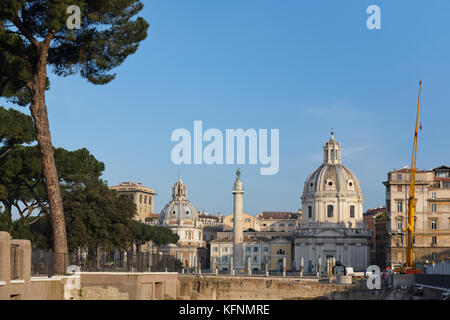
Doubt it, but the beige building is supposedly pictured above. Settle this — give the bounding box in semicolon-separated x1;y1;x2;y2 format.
269;237;293;271
198;212;224;243
257;211;301;232
384;166;450;267
109;181;156;222
144;213;160;226
223;212;260;232
210;235;293;272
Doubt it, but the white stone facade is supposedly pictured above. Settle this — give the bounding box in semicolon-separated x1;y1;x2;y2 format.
294;134;371;272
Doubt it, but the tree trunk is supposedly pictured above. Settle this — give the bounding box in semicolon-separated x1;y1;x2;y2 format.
29;44;68;274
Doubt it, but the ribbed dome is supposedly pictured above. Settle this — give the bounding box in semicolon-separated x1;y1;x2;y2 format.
158;176;199;225
300;133;364;225
302;163;362;197
159;200;198;223
302;132;363;200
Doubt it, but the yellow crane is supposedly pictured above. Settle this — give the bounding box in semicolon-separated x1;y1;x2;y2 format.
406;80;422;269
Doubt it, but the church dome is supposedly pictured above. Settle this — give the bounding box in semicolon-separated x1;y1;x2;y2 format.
158;175;199;225
303;133;362;197
301;133;364;225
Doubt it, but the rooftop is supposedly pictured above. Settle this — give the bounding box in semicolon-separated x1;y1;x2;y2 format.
258;212;299;220
211;235;271;243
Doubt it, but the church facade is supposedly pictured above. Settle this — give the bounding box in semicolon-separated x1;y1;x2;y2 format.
158;175;206;269
294;133;371;273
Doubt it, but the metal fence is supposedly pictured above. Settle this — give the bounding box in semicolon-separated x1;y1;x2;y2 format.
31;248;182;276
426;260;450;275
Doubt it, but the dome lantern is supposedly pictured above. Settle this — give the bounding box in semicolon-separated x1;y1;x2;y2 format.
323;132;341;165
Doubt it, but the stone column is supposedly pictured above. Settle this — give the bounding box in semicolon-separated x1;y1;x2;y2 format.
265;257;269;277
247;256;252;275
317;256;322;278
300;257;304;277
232;170;244;271
326;258;330;276
215;258;219;275
331;258;336;274
229;256;235;275
282;257;286;277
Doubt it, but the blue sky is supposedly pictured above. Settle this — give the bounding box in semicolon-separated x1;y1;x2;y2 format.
3;0;450;217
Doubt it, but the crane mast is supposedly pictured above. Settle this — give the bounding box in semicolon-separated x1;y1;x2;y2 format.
406;80;422;268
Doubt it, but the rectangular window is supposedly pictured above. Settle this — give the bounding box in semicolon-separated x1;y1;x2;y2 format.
432;252;437;260
308;206;312;218
431;192;436;199
397;236;403;246
214;247;218;252
397;220;402;232
432;236;437;245
397;201;403;212
397;174;402;181
223;247;228;252
263;247;269;252
350;205;355;218
279;223;285;227
327;205;334;218
245;247;251;253
253;256;258;262
432;204;437;212
436;171;450;178
254;247;258;252
245;218;251;223
431;220;437;230
397;185;402;192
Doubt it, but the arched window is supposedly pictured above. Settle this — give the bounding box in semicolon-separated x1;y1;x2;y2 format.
350;205;355;218
277;249;285;255
139;194;142;203
144;195;147;204
327;205;334;218
308;205;312;218
331;150;334;161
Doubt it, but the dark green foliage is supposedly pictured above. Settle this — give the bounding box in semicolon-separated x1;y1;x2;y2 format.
0;106;35;156
0;208;32;240
0;0;149;97
29;214;52;248
1;2;148;271
131;220;179;247
0;143;105;224
62;178;136;252
0;207;12;232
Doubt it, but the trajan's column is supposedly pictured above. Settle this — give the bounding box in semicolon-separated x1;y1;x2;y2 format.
232;168;244;270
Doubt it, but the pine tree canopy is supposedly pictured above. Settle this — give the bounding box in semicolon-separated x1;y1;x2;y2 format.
0;0;149;102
